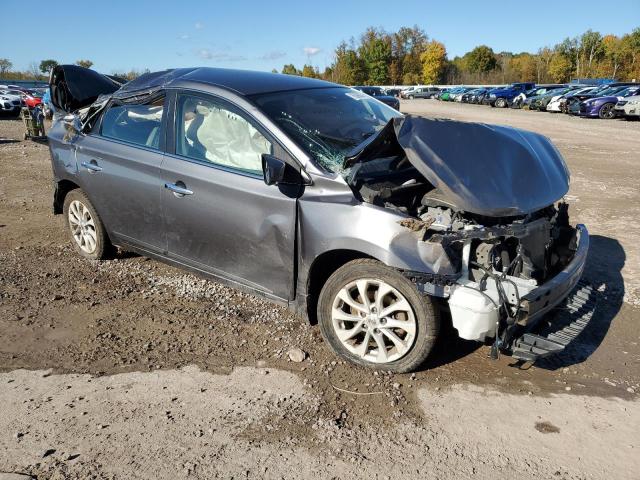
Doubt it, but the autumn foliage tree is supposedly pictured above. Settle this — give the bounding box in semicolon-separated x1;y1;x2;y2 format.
421;41;447;84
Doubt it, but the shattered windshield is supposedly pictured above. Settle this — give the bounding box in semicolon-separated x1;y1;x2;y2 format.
251;87;401;173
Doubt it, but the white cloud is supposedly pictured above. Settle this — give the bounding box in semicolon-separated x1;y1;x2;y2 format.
303;47;322;56
180;34;190;40
195;21;204;30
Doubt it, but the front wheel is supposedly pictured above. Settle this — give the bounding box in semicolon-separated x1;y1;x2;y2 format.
495;98;507;108
318;259;440;372
409;95;414;100
599;103;616;119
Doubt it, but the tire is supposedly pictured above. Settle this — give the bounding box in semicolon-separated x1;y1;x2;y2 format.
317;259;440;373
598;103;615;119
409;95;414;100
495;98;507;108
63;189;111;260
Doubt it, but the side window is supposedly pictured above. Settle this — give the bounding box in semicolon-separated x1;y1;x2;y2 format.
176;94;272;175
100;97;164;149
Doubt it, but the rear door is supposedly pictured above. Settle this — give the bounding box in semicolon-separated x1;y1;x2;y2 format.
160;91;298;300
75;95;167;252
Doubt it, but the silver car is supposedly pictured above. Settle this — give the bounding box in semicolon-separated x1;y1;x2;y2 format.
48;65;590;372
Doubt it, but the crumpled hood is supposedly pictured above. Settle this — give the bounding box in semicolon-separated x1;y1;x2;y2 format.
393;116;570;216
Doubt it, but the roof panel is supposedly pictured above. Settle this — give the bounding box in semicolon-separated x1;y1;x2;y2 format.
178;67;337;95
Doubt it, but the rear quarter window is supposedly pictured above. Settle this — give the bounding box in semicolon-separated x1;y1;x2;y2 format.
100;97;164;149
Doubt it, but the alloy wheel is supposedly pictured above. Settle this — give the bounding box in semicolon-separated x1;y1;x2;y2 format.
601;104;615;119
331;278;417;363
68;200;97;254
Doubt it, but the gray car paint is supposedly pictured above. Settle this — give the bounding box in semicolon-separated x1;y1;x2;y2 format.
47;67;567;323
48;78;445;321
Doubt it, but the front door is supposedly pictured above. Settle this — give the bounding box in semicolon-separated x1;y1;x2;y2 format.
161;92;298;300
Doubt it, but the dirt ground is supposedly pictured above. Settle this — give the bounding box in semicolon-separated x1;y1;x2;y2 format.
0;102;639;479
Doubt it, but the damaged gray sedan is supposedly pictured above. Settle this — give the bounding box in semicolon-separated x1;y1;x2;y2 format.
47;65;590;372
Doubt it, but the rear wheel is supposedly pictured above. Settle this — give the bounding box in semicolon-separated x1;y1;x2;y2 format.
598;103;615;119
63;189;111;260
318;259;439;373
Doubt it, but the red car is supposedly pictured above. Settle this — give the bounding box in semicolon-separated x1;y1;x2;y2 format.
2;89;42;108
22;92;43;108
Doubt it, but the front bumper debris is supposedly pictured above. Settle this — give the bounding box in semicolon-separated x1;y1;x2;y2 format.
447;224;589;350
517;224;589;325
511;280;597;362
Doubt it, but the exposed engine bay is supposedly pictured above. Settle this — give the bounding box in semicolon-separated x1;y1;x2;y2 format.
346;153;578;287
344;130;583;355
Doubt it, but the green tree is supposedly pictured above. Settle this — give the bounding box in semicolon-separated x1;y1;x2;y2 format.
556;37;579;77
466;45;497;76
76;59;94;69
358;28;392;85
281;64;300;76
393;26;428;84
420;40;447;84
332;41;366;85
39;59;58;75
579;30;604;77
0;58;12;75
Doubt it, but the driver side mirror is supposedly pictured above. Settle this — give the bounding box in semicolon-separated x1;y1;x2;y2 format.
262;154;287;186
261;154;312;187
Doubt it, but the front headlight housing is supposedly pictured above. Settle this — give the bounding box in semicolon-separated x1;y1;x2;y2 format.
489;94;496;99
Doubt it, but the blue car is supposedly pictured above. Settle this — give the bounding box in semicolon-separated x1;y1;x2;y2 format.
485;82;536;108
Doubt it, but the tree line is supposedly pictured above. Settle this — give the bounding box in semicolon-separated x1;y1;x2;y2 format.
2;26;638;85
0;58;147;82
279;26;640;85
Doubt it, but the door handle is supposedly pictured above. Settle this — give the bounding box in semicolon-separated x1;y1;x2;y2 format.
81;161;102;173
165;182;193;197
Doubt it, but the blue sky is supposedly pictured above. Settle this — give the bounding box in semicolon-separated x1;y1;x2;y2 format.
2;0;639;74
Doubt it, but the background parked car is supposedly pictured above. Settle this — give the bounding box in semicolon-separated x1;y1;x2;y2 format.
485;82;535;107
437;88;452;101
405;86;441;99
440;87;468;101
510;85;566;108
451;87;473;102
460;88;485;103
578;85;640;119
616;94;640;119
400;87;417;99
565;83;637;114
0;90;24;117
547;86;596;112
352;86;400;110
527;87;580;111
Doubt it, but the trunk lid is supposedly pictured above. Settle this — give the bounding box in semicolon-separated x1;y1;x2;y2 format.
49;65;123;113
